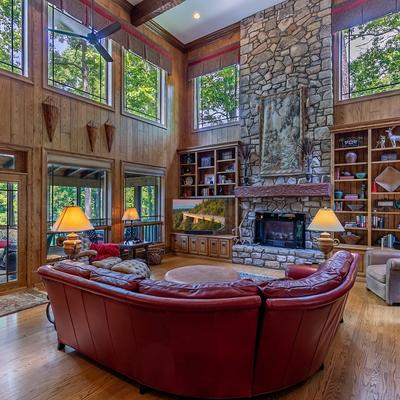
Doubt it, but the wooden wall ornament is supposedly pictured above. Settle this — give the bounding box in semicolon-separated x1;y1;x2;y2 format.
42;97;59;142
104;120;115;152
86;121;98;152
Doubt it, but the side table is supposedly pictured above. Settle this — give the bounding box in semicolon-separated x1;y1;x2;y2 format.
119;242;153;263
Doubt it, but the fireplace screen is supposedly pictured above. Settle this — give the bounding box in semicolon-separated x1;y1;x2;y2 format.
255;212;305;249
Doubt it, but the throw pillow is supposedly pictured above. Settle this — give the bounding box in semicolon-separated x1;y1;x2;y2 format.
92;257;122;269
111;259;151;278
90;243;120;262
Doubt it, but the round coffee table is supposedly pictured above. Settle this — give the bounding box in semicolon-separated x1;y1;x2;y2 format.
165;265;240;284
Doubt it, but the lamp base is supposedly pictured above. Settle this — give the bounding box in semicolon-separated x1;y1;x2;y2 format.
313;232;340;259
63;232;82;259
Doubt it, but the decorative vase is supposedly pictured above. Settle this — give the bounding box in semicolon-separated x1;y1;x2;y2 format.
345;152;357;163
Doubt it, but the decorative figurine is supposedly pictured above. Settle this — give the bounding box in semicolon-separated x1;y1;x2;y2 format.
376;135;386;148
386;127;400;148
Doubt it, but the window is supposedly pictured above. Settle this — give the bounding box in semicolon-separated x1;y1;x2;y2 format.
124;50;166;124
0;0;27;76
124;167;164;243
47;4;111;105
47;162;111;259
195;64;239;129
339;13;400;100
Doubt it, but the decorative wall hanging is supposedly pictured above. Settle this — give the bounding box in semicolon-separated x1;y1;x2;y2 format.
42;96;59;142
86;121;98;152
260;88;305;177
104;119;115;152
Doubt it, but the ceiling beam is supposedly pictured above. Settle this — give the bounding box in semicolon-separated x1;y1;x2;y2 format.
131;0;186;27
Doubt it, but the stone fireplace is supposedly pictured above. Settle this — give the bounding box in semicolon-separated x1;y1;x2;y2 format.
233;0;332;270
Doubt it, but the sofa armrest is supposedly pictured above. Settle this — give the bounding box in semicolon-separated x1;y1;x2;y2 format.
386;258;400;305
365;249;400;267
286;264;319;280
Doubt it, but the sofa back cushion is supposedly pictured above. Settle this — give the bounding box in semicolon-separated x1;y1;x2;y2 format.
90;243;120;262
259;251;354;299
138;279;259;299
90;268;141;291
53;260;96;279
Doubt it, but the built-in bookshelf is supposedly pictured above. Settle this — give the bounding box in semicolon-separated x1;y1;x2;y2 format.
178;142;239;199
332;121;400;252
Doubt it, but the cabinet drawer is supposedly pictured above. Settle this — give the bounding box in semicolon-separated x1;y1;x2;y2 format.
180;235;189;252
209;239;219;257
219;239;231;258
198;238;208;255
189;237;198;254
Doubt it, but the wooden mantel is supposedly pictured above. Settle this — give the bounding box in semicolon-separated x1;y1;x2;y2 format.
234;183;332;198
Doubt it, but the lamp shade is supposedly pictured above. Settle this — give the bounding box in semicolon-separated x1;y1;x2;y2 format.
51;206;94;233
122;207;140;221
308;208;345;233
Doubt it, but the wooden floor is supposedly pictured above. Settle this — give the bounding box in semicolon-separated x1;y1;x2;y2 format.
1;255;399;400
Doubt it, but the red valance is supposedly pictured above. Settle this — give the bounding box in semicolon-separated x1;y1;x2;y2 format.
187;44;240;80
47;0;172;73
332;0;400;32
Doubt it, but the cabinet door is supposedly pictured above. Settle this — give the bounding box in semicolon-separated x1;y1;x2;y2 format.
189;237;198;254
219;239;231;259
180;235;189;253
171;235;180;252
209;239;219;257
198;238;208;256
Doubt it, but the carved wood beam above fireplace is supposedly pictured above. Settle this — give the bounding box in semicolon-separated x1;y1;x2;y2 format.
234;183;332;198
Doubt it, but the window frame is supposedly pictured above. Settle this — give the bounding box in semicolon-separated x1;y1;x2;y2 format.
0;0;29;80
44;3;113;109
193;64;240;131
46;154;113;259
334;16;400;105
122;162;165;243
121;48;167;129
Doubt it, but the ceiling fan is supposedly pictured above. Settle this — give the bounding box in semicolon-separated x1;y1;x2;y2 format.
48;0;121;62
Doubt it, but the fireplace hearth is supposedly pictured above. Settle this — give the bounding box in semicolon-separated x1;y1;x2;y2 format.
255;212;306;249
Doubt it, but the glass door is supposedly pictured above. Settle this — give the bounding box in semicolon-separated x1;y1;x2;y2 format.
0;174;26;290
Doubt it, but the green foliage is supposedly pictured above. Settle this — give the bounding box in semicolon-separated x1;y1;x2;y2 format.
0;0;24;74
124;51;161;122
346;13;400;98
48;5;108;104
197;65;239;128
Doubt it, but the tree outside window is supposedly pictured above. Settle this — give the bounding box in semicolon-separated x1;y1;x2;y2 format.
47;4;110;104
0;0;26;75
124;50;164;124
340;13;400;99
195;64;239;129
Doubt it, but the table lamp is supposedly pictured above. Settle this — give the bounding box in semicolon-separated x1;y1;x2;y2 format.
51;206;94;259
122;207;140;243
308;207;345;259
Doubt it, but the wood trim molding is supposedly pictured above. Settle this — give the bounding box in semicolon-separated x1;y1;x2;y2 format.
131;0;185;26
145;20;240;53
145;20;186;51
185;22;240;52
234;183;332;198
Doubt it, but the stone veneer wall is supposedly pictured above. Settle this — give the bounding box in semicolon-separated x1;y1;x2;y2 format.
234;0;333;269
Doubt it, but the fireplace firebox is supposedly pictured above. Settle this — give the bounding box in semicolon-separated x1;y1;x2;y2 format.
255;212;305;249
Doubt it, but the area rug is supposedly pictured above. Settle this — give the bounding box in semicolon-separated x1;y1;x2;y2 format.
0;289;48;317
239;271;274;281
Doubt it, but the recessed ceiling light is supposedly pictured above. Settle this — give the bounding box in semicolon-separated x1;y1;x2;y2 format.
192;11;201;20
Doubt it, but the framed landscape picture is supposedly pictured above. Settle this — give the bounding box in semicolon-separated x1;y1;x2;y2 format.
260;88;305;176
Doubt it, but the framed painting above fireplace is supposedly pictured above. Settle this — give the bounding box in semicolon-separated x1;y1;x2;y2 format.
260;87;305;176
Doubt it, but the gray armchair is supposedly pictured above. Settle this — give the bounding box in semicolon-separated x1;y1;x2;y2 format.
365;249;400;305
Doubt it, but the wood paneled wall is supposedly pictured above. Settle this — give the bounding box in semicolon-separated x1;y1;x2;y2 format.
181;29;241;149
0;0;184;286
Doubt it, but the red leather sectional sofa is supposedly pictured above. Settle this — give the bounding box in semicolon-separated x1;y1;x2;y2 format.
38;251;359;399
